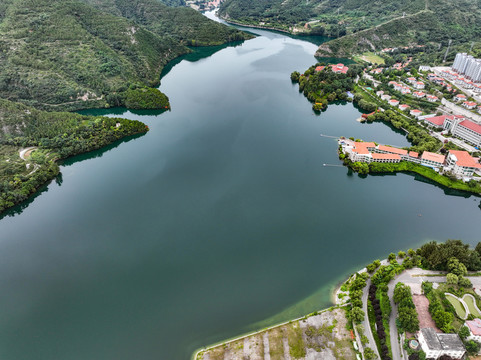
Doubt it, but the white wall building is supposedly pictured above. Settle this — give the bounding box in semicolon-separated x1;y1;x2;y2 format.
418;328;466;360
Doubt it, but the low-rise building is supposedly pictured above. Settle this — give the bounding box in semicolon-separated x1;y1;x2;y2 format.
463;101;477;110
376;90;384;97
421;151;445;169
389;99;400;106
426;95;438;102
454;94;467;102
381;94;391;101
399;104;410;111
446;150;481;176
414;81;425;89
331;64;348;74
413;91;425;98
418;328;465;360
410;109;423;117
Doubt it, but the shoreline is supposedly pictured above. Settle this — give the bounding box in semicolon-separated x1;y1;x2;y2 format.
192;305;340;360
193;264;370;360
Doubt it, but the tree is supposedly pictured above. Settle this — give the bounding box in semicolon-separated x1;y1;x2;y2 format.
398;307;420;332
398;251;406;258
364;347;377;360
393;283;412;304
350;306;365;324
446;273;458;285
458;325;470;340
458;276;472;288
388;253;396;261
465;339;481;355
448;257;467;276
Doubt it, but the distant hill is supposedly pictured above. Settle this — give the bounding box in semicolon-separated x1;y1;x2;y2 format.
0;0;251;111
219;0;481;59
317;0;481;58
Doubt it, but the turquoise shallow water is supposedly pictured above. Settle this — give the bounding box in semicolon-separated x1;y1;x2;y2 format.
0;22;480;360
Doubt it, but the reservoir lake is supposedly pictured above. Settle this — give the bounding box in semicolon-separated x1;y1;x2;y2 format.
1;15;480;360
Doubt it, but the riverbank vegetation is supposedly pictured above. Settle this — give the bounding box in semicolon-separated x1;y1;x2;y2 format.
0;0;252;111
0;98;148;214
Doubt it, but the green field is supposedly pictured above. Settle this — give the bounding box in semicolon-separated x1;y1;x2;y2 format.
462;294;481;317
445;293;467;319
356;52;385;65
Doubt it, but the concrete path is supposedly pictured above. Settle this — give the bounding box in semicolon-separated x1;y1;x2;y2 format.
19;147;36;160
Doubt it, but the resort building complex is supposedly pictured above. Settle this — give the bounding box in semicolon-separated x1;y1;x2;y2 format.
340;139;481;177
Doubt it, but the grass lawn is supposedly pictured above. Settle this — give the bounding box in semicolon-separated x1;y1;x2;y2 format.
463;294;481;317
445;293;467;319
357;52;385;65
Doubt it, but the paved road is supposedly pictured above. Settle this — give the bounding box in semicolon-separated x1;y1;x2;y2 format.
362;278;381;359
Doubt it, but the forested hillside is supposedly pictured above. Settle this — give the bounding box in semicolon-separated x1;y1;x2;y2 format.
219;0;481;59
0;98;149;213
0;0;251;111
218;0;426;35
317;0;481;57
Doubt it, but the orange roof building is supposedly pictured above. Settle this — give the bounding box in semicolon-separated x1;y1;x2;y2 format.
421;151;445;168
446;150;481;176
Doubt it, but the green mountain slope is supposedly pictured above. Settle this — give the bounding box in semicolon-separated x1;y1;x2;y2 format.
219;0;481;59
0;0;251;111
218;0;426;34
0;97;149;213
78;0;248;45
316;0;481;57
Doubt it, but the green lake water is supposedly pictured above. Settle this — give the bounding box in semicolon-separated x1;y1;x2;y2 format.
1;16;480;360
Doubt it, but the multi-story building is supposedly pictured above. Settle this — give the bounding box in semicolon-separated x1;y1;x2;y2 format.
421;152;445;169
418;328;466;360
453;53;481;82
445;150;481;176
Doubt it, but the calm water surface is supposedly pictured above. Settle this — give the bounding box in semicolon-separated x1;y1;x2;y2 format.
1;20;480;360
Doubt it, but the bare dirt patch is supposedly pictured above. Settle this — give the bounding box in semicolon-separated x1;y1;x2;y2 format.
412;294;441;332
196;307;355;360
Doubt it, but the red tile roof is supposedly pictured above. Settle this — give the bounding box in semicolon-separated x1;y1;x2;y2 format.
409;151;419;158
459;120;481;135
467;319;481;336
352;142;375;154
421;151;445;164
330;64;348;74
448;150;481;168
378;145;408;155
425;115;449;126
315;66;325;72
372;153;401;160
